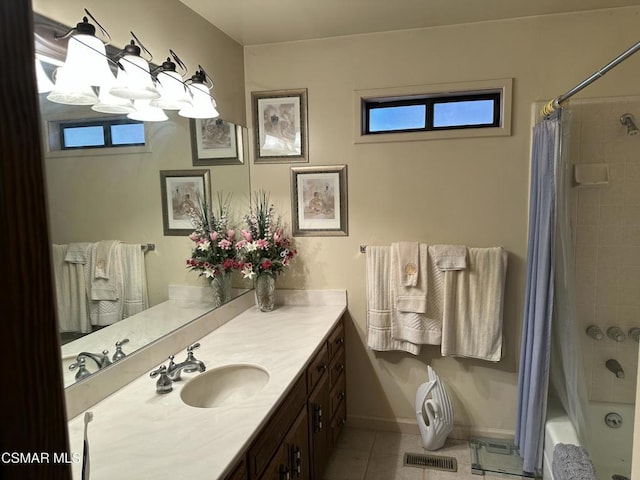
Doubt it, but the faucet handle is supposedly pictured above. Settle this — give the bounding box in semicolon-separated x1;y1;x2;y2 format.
187;343;201;354
629;328;640;342
112;339;130;362
69;357;91;381
149;365;173;394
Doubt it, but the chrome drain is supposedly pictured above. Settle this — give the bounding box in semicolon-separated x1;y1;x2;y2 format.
403;452;457;472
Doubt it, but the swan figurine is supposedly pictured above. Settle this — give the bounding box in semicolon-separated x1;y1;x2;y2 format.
416;365;454;450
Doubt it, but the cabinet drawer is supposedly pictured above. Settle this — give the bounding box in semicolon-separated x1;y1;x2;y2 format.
329;374;346;420
327;321;345;359
328;347;345;387
307;343;328;393
330;400;347;447
248;374;307;479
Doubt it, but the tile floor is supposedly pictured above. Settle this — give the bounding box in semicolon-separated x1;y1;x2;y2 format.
323;427;527;480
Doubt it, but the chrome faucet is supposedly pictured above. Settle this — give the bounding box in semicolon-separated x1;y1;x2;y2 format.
605;359;625;379
166;343;206;381
77;350;112;370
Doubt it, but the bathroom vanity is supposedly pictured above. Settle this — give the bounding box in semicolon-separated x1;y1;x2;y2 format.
66;291;347;479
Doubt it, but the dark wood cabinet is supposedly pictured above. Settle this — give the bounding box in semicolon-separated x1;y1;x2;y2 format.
237;317;346;480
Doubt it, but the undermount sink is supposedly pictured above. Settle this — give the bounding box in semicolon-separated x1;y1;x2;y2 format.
180;364;270;408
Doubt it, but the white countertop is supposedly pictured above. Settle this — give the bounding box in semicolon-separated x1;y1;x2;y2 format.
67;300;346;479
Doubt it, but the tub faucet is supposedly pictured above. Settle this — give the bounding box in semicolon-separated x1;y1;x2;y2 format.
605;359;625;379
77;350;112;370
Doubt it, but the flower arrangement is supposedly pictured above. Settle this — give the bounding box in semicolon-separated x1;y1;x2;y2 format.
235;191;297;280
186;194;238;280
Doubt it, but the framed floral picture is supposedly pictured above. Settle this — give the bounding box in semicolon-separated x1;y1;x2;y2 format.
190;118;245;166
251;88;308;164
290;165;348;236
159;169;211;236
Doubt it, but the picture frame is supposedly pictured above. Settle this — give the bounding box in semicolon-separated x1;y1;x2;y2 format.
252;88;308;164
159;169;211;236
290;165;348;237
190;118;245;166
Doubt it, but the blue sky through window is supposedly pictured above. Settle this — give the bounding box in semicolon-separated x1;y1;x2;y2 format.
433;100;494;127
369;104;426;132
111;123;145;145
63;126;104;148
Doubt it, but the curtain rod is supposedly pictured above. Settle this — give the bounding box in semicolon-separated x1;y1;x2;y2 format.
540;41;640;118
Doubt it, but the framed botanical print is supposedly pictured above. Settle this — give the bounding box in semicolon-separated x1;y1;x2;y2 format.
252;88;308;164
190;118;245;165
290;165;348;236
159;169;210;236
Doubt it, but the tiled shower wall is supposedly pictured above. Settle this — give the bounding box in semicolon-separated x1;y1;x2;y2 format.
571;97;640;404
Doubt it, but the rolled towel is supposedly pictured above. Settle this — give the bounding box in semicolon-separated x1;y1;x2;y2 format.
431;244;467;271
552;443;597;480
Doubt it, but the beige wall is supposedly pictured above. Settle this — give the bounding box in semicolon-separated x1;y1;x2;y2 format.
244;8;640;435
33;0;248;306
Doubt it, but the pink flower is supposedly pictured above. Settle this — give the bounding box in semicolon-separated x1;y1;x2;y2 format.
241;229;253;242
273;228;283;242
235;240;247;250
261;260;273;270
222;259;236;270
210;231;219;241
189;232;199;241
255;239;269;249
218;239;232;250
227;229;236;240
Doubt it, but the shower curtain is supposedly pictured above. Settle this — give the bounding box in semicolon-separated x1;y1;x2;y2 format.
515;117;559;474
549;108;590;451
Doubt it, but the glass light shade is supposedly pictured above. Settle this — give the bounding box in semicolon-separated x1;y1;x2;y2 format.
35;59;55;93
150;70;192;110
47;66;98;105
178;83;219;119
92;73;135;114
64;34;113;87
128;100;168;122
110;54;160;100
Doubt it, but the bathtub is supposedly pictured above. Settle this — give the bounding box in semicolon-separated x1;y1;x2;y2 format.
543;399;633;480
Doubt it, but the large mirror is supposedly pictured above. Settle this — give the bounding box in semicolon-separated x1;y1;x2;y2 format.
33;12;251;388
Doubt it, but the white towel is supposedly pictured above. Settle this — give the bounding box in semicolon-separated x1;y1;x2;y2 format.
396;241;419;286
392;242;428;313
121;244;149;318
391;245;442;347
366;246;421;354
87;242;124;325
431;244;468;271
64;242;92;264
90;241;121;301
52;244;91;333
440;247;507;361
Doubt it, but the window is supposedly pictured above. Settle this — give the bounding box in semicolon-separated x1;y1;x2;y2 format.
363;92;501;135
58;118;145;150
354;79;512;143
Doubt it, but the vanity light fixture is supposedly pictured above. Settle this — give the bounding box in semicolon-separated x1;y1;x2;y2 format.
48;9;220;120
149;50;192;110
128;99;169;122
52;10;113;88
178;66;220;119
47;65;99;105
109;33;160;101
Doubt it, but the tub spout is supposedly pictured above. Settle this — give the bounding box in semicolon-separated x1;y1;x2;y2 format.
605;359;625;379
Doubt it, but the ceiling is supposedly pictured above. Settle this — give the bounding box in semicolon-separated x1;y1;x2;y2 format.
179;0;640;46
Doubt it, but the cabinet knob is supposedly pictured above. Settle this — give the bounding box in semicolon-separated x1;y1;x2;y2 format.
317;363;328;373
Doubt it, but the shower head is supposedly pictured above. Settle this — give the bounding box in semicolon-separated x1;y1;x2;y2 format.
620;113;639;136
